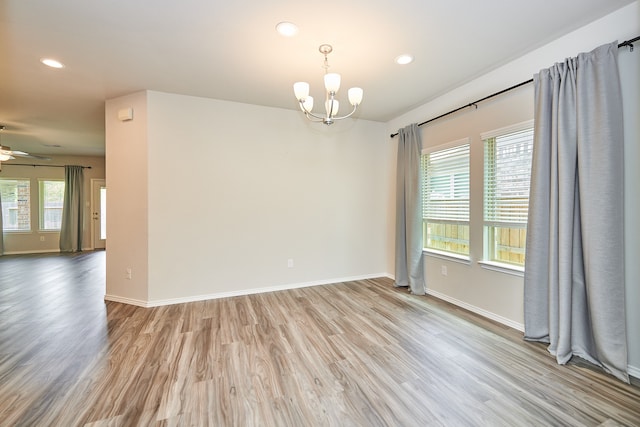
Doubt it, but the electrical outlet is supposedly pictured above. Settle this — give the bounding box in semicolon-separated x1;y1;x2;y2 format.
287;259;294;268
126;268;132;279
441;265;448;276
40;236;45;242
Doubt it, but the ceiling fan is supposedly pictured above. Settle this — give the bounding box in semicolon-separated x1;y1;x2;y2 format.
0;125;51;170
0;145;50;161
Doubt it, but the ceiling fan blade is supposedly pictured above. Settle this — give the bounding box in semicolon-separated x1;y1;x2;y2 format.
11;151;51;160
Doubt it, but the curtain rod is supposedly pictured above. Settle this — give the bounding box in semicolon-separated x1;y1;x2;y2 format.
1;163;92;169
390;35;640;138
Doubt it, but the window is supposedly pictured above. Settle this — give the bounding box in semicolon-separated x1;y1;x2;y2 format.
0;179;31;231
39;180;65;230
422;140;470;256
483;123;534;266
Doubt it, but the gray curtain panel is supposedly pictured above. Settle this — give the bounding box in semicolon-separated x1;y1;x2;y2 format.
524;42;628;382
395;123;425;295
59;165;84;252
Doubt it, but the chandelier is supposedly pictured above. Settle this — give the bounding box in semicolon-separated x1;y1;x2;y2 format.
293;44;363;125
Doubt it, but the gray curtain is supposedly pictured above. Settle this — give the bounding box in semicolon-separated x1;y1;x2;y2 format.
524;42;628;382
395;123;425;295
59;165;84;252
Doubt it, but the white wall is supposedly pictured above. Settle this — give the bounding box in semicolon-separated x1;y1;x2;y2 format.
106;90;389;304
105;91;149;303
0;155;105;254
386;2;640;374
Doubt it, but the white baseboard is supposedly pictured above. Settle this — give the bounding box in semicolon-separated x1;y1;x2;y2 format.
3;249;60;255
426;288;525;332
628;364;640;380
104;294;150;307
3;247;95;255
105;272;390;308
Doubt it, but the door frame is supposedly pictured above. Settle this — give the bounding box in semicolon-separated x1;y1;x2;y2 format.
90;179;106;250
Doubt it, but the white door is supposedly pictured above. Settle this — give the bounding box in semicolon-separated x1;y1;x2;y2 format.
91;179;106;249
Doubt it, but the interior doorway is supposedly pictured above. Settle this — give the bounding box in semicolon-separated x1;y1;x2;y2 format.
91;179;106;249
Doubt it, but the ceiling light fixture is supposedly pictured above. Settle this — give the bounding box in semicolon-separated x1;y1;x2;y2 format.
276;21;298;37
395;54;414;65
41;58;64;68
293;44;363;125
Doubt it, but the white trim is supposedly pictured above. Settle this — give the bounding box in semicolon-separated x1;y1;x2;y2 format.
426;287;525;332
478;260;524;277
628;364;640;380
421;137;470;154
104;273;389;308
103;294;150;307
424;249;471;265
90;179;106;250
3;249;60;255
3;247;95;255
480;119;534;141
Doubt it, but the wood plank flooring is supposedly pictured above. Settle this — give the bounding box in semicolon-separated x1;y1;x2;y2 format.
1;251;639;426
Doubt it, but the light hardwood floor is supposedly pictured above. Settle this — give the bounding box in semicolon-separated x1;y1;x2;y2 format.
0;251;638;426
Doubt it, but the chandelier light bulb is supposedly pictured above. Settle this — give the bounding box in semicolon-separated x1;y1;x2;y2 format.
348;87;363;106
324;73;341;93
302;96;314;112
293;82;310;101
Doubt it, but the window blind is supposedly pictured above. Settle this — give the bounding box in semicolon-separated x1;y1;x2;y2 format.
422;143;470;223
484;128;534;225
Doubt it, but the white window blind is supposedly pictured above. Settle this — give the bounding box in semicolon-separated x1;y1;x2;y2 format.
39;180;65;231
423;143;470;224
0;178;31;231
483;127;534;226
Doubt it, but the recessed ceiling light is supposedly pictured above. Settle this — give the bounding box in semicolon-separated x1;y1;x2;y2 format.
276;21;299;37
395;54;414;65
40;58;65;68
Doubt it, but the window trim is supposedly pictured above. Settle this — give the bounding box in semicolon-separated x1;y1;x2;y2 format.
482;120;534;267
424;248;471;265
0;177;32;232
478;260;524;277
422;137;471;256
38;179;65;232
480;119;534;141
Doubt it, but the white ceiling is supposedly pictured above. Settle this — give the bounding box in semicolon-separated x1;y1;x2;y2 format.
0;0;634;157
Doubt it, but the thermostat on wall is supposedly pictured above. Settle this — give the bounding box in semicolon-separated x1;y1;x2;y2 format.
118;108;134;122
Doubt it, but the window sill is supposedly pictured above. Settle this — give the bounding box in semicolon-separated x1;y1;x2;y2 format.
423;249;471;265
478;260;524;277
